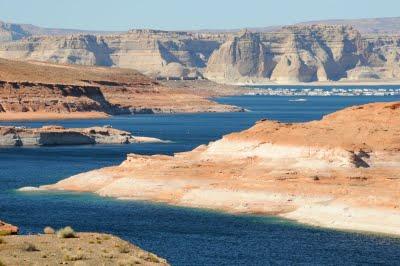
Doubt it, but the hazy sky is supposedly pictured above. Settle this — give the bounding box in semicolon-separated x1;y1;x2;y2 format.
0;0;399;31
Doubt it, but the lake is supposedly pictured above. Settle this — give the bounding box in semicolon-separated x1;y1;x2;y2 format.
1;94;399;265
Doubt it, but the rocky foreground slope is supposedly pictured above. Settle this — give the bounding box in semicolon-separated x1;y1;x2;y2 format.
0;58;240;120
36;102;400;235
0;125;164;146
0;232;168;265
1;23;400;83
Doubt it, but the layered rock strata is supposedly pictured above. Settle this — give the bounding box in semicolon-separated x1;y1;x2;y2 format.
0;125;164;146
2;24;400;83
0;58;241;120
36;102;400;235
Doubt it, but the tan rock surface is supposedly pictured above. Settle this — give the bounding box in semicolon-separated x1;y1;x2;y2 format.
38;102;400;235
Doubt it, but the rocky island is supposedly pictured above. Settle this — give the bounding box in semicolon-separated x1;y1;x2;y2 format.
0;125;165;146
33;102;400;235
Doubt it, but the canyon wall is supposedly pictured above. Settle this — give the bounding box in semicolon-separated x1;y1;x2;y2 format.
205;25;400;83
1;23;400;83
0;29;227;79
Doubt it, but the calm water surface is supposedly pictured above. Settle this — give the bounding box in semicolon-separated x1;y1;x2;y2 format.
1;94;400;265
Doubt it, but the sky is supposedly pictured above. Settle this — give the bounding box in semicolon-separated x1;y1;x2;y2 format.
0;0;399;31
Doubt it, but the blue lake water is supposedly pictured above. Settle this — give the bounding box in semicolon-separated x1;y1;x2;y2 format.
1;94;400;265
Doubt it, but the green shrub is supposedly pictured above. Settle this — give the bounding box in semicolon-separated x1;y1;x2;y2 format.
57;226;77;239
44;226;55;234
62;252;86;261
117;244;130;254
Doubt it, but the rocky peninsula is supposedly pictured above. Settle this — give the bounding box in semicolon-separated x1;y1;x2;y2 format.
0;125;165;146
33;102;400;235
0;59;242;121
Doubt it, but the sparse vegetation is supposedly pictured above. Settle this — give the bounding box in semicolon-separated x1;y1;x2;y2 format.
62;252;86;261
43;226;55;234
141;253;161;263
0;238;5;244
56;226;77;239
118;258;142;266
117;244;131;254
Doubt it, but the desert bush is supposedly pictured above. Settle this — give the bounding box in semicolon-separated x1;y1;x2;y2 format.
117;258;141;266
62;252;86;261
22;242;39;252
57;226;77;239
44;226;55;234
144;253;161;263
117;244;130;254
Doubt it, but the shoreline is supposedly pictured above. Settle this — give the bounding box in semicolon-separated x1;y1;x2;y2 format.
218;80;400;87
28;101;400;237
27;184;400;237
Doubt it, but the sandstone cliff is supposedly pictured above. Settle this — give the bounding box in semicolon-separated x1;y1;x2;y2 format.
37;102;400;235
205;25;368;83
0;29;227;78
1;21;400;83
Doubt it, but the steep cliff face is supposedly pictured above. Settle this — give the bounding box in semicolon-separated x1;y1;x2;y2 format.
205;25;366;83
0;35;112;66
0;29;226;78
1;24;400;83
205;31;274;82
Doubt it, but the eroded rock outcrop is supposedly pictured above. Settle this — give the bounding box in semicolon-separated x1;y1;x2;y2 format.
37;102;400;235
205;25;366;83
0;125;165;146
